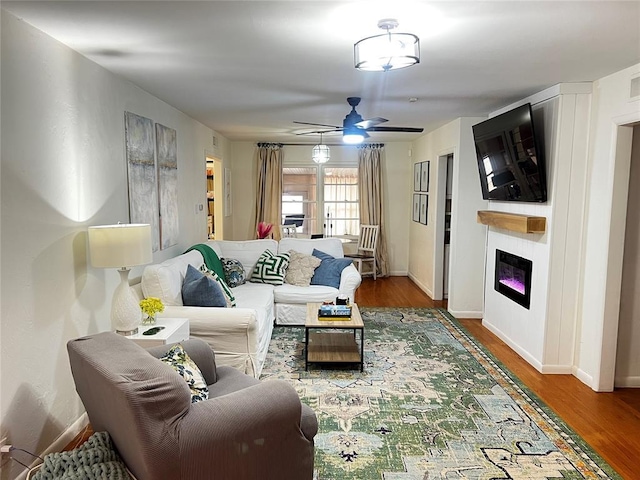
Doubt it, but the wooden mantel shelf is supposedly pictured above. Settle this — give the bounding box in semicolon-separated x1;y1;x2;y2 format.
477;210;546;233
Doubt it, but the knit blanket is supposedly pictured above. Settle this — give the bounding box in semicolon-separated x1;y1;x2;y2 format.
184;243;225;279
31;432;132;480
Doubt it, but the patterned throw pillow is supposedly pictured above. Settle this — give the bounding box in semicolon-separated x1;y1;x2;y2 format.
221;258;246;288
250;250;290;285
199;264;236;307
285;250;322;286
160;344;209;403
182;265;227;307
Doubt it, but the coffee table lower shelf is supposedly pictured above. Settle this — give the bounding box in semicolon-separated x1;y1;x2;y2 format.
305;330;364;371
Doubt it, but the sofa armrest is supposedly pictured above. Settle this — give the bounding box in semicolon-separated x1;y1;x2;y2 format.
159;305;260;376
339;264;362;299
178;380;316;479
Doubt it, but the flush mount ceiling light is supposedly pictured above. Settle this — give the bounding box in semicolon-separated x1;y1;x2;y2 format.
354;19;420;72
312;133;330;163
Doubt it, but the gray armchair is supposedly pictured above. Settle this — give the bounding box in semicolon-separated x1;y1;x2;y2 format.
67;332;317;480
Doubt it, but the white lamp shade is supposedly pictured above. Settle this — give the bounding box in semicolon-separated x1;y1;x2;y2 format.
354;32;420;72
88;224;153;269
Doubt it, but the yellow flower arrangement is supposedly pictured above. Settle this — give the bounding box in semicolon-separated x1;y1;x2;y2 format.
140;297;165;325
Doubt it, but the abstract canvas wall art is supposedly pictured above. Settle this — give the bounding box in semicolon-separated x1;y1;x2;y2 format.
156;123;178;249
125;112;160;251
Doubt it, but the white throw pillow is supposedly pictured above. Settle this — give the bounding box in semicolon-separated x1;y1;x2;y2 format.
285;250;322;286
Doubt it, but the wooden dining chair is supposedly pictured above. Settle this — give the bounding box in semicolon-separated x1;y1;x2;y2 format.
345;225;379;280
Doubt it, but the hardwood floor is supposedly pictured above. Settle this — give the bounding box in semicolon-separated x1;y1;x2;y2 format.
356;277;640;479
69;277;640;478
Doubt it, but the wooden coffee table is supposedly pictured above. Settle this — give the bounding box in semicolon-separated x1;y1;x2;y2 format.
305;302;364;371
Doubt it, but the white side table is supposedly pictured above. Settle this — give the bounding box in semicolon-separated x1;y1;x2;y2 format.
126;318;190;348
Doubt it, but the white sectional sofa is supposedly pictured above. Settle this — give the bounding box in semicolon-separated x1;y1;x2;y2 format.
133;237;361;378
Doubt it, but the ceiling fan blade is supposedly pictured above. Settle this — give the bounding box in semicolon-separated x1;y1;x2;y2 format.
293;121;341;129
355;117;388;129
366;126;424;133
295;128;343;135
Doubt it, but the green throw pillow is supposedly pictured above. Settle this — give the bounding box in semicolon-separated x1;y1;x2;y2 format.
160;344;209;403
250;250;290;285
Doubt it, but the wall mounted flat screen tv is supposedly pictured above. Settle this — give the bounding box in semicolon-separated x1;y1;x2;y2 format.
472;103;547;203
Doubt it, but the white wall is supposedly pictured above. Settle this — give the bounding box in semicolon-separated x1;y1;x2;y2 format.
226;142;412;274
0;13;228;478
409;118;487;317
410;122;459;298
581;63;640;391
448;118;489;317
481;85;593;375
616;125;640;387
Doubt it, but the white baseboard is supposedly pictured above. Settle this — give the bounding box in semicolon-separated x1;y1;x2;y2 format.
447;309;483;319
407;273;433;299
540;365;573;374
481;319;544;372
15;413;89;480
573;366;596;390
614;376;640;388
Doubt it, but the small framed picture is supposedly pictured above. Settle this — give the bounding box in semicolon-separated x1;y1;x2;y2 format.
419;194;428;225
412;194;421;222
420;161;430;192
413;163;421;191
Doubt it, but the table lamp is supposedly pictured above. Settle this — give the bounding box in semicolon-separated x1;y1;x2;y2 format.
88;223;153;335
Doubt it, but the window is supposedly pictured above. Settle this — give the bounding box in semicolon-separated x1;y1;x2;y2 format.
282;168;317;235
324;167;359;237
282;166;359;238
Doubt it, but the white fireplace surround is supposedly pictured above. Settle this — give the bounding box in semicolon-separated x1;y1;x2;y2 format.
481;83;592;380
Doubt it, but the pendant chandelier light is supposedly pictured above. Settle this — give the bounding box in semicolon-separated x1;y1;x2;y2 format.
354;19;420;72
312;133;330;164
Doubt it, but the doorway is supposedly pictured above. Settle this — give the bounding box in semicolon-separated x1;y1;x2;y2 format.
433;152;454;301
206;156;224;240
443;154;453;299
615;125;640;387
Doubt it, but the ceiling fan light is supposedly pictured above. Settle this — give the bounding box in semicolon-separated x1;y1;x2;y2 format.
354;20;420;72
343;128;365;144
312;144;330;164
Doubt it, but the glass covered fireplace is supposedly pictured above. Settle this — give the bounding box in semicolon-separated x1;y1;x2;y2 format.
494;249;532;309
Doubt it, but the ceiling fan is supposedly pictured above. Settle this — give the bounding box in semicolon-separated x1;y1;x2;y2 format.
294;97;424;144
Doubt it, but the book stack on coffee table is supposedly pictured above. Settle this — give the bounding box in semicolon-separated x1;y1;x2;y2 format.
318;304;352;320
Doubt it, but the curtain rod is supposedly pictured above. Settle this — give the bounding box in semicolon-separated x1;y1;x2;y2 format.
256;142;385;147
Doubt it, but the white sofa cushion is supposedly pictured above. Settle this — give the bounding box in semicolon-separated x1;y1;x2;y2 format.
207;240;278;277
142;250;203;306
273;283;338;304
231;282;275;348
278;237;345;258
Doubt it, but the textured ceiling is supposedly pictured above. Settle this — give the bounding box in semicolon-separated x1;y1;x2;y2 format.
3;1;639;143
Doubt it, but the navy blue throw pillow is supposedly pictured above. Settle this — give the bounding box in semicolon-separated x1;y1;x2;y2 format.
182;264;227;307
310;249;352;289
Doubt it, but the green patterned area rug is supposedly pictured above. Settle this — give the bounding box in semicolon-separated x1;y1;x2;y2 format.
260;308;621;480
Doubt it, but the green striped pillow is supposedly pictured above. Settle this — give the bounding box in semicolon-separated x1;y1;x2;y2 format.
250;250;290;285
199;264;236;307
